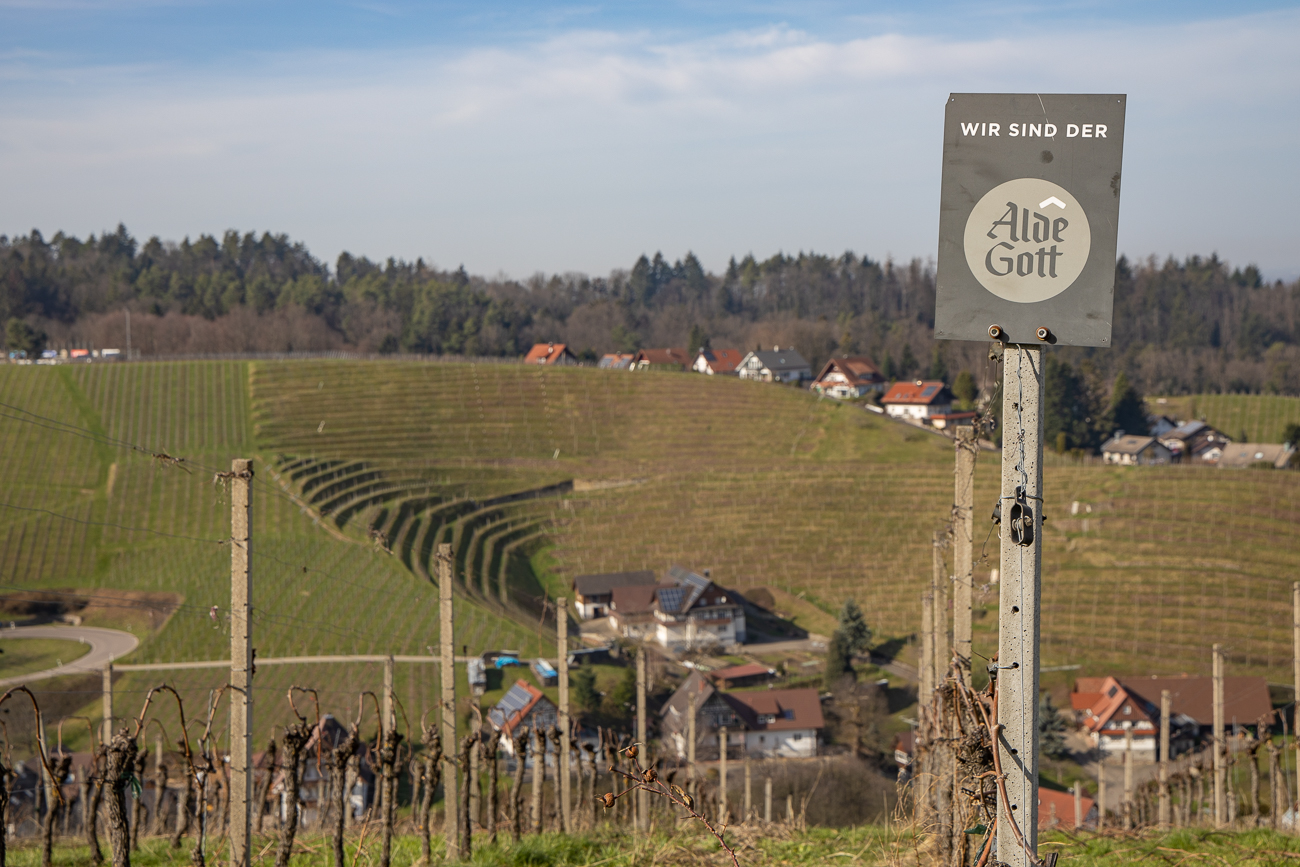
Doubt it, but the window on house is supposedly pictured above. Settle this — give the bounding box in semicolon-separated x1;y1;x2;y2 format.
758;714;776;725
783;709;795;720
1123;705;1131;715
793;733;803;741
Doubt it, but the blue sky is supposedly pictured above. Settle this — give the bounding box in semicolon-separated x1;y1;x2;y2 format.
3;1;1299;279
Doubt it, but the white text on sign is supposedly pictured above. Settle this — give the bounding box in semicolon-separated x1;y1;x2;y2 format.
959;122;1108;138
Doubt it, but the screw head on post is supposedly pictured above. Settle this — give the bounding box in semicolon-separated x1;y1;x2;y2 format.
988;324;1005;341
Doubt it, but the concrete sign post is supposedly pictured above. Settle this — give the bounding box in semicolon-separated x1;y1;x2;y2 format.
934;93;1125;867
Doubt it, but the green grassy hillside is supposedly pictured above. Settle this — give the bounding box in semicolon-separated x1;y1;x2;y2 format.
4;360;1300;755
1151;393;1300;443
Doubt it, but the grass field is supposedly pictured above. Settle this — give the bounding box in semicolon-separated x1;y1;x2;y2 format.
4;359;1300;757
7;826;1300;867
1152;393;1300;443
0;637;89;677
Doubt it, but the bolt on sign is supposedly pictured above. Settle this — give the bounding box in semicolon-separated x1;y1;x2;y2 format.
934;93;1126;347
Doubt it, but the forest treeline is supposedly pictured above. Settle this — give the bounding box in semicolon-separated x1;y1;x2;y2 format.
3;225;1299;407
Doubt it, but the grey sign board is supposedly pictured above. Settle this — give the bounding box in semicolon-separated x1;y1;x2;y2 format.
934;93;1126;347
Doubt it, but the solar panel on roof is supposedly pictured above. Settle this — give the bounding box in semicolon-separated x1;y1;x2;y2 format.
921;385;938;397
658;587;685;612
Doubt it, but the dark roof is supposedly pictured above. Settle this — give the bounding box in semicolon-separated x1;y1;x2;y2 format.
1101;434;1161;455
750;349;811;372
634;348;690;366
660;670;716;723
1123;675;1272;728
610;584;661;615
573;570;657;597
724;688;825;731
487;678;555;736
1165;420;1208;440
665;565;712;612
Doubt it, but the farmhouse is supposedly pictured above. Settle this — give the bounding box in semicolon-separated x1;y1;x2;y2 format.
572;569;657;620
660;671;823;759
632;348;691;371
487;679;559;754
598;353;634;370
524;343;578;365
736;347;812;383
1100;435;1172;466
809;356;887;399
709;661;776;689
1157;420;1230;462
607;566;746;651
1216;442;1295;469
692;348;744;375
880;380;955;423
1074;674;1272;756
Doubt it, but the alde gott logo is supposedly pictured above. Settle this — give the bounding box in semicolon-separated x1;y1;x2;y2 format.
961;177;1091;305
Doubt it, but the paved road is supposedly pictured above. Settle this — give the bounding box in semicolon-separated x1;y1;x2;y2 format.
0;624;139;689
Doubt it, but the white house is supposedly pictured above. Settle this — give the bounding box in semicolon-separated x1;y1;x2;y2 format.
572;569;657;620
1100;435;1172;465
809;357;887;399
660;672;823;759
736;347;812;383
692;348;744;375
607;566;746;652
880;380;953;422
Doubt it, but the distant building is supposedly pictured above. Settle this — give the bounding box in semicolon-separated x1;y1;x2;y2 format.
608;566;746;651
1148;414;1179;437
631;348;691;371
810;357;887;399
692;348;744;376
1101;435;1172;466
598;353;635;370
709;662;776;689
1075;674;1272;757
1157;420;1230;462
524;343;578;365
487;679;559;754
736;348;812;384
660;671;822;759
881;380;960;424
1216;442;1295;469
572;569;658;620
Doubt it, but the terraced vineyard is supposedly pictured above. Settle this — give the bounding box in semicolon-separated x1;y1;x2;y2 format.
4;358;1300;752
1152;393;1300;444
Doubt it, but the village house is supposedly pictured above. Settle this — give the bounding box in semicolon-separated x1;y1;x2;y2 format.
631;348;691;371
1157;420;1230;462
572;569;657;620
1148;414;1179;437
1100;434;1173;466
607;566;746;652
809;356;887;399
524;343;578;365
709;662;776;689
1073;674;1272;757
692;348;744;375
487;679;559;755
880;380;967;426
736;347;812;383
598;353;634;370
1216;442;1295;469
660;671;822;759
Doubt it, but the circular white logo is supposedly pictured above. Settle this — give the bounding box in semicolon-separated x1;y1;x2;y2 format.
963;178;1090;304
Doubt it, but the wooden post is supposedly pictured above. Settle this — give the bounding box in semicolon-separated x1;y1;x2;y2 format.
529;726;542;835
719;725;729;824
1159;689;1171;827
933;533;948;682
102;665;113;743
1073;781;1082;829
687;692;697;801
953;426;976;685
920;590;934;703
1098;759;1106;831
918;587;935;831
1213;643;1225;828
995;344;1044;867
764;777;772;824
636;647;648;832
557;597;572;833
378;654;394;816
228;458;253;867
438;544;460;858
1123;727;1134;830
743;750;752;823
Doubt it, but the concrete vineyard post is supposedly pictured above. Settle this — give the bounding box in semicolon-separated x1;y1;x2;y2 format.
1159;689;1171;827
954;426;976;685
438;544;460;858
557;597;572;833
687;692;697;802
720;725;729;824
744;750;751;822
1294;582;1299;811
1073;781;1082;829
1213;643;1225;828
764;777;772;824
933;533;948;681
102;665;113;744
1123;727;1134;830
229;458;253;867
995;345;1044;867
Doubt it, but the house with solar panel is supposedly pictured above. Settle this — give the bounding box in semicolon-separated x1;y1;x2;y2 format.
608;566;746;652
487;678;559;755
881;380;974;429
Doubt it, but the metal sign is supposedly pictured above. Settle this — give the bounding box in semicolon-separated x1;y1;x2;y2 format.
934;93;1126;347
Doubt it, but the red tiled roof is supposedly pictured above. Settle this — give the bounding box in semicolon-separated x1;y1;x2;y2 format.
813;357;885;387
497;679;548;737
1071;693;1103;712
699;348;744;372
710;662;773;682
882;380;949;405
1038;787;1094;829
524;343;574;364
